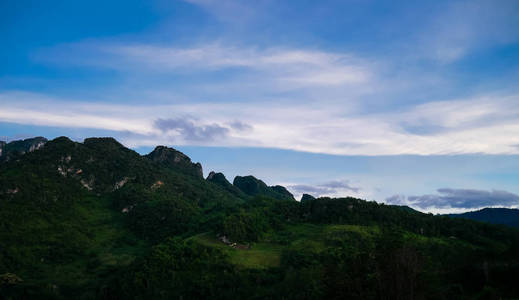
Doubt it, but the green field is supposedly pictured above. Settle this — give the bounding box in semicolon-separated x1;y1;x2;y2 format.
189;223;381;270
188;232;283;269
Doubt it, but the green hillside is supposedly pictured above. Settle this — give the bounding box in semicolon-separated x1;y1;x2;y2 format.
449;208;519;229
1;136;519;299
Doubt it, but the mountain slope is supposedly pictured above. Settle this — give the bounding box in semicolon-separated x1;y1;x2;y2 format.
0;136;249;296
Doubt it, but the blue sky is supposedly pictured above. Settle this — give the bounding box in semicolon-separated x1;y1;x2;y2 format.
1;0;519;212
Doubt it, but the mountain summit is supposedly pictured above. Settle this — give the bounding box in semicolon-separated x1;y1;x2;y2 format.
145;146;203;178
233;175;295;201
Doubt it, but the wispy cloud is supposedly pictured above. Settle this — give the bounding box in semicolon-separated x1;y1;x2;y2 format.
320;180;360;193
420;0;519;63
1;91;518;155
154;117;230;141
0;92;154;135
36;43;373;88
228;121;253;132
386;188;519;210
182;0;266;24
2;0;519;216
397;94;519;136
288;180;361;199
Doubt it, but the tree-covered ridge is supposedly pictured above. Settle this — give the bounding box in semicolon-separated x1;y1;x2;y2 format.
144;145;204;179
233;175;295;201
0;136;518;299
207;171;248;198
0;136;47;162
449;207;519;229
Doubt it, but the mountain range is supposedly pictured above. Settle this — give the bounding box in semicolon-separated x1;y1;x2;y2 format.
1;136;518;299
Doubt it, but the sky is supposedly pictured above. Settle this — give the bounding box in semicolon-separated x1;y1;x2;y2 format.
1;0;519;213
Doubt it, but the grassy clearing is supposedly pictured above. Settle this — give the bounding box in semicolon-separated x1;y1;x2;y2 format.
324;224;380;236
189;223;381;270
187;232;228;250
230;243;283;269
188;232;283;269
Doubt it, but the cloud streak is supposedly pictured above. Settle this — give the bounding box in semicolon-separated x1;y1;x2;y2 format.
401;0;519;63
1;91;519;155
36;43;373;89
182;0;265;24
154;117;230;141
386;188;519;209
288;180;361;199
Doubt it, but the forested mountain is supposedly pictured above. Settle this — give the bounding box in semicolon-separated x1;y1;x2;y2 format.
233;175;295;201
1;136;519;299
0;137;47;162
449;208;519;229
144;146;204;179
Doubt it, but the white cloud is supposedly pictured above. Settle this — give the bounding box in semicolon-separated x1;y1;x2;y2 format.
421;0;519;63
386;188;519;212
182;0;267;24
1;90;518;155
287;179;363;200
37;43;374;89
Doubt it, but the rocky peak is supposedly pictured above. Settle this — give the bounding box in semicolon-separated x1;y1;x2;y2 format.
271;185;294;200
207;171;217;180
207;171;228;183
0;141;5;157
11;137;47;152
301;194;316;202
146;146;203;178
42;137;76;154
0;137;48;161
52;136;73;143
233;175;294;201
233;175;268;195
83;137;125;150
207;171;246;197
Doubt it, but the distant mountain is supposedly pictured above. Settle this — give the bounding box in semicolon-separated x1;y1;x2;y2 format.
0;136;47;162
449;207;519;228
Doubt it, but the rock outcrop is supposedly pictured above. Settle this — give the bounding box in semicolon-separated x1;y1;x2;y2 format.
0;141;5;157
207;171;246;197
0;137;47;162
272;185;294;199
145;146;203;178
301;193;316;202
233;175;294;201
